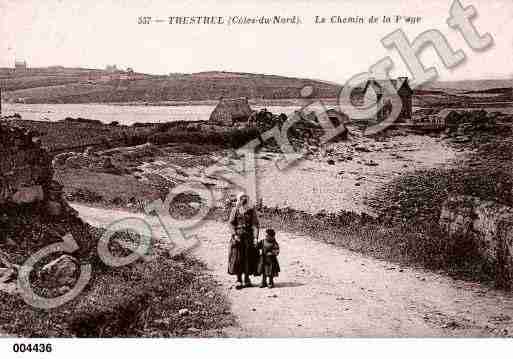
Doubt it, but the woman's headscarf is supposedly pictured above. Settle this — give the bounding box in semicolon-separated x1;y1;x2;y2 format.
235;192;250;212
229;192;251;223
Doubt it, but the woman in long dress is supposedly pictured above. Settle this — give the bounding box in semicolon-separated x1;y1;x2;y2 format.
228;193;259;289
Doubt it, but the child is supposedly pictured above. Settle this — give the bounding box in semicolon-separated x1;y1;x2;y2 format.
257;228;280;288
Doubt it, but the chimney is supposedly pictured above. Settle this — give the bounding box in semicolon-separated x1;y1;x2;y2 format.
398;76;408;85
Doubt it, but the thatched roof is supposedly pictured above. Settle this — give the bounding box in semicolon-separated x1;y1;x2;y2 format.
209;97;253;126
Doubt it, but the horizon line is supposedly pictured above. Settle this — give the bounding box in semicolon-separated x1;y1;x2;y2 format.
1;64;512;86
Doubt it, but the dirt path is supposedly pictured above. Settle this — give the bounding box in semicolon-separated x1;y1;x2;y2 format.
73;203;513;337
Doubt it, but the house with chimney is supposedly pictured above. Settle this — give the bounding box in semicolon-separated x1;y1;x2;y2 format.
354;77;413;123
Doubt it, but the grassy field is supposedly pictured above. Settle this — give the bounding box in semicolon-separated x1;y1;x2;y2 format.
12;119;158;153
1;68;341;103
0;207;234;338
11;118;262;154
0;253;235;337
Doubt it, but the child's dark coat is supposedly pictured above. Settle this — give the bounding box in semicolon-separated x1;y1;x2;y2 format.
256;238;280;277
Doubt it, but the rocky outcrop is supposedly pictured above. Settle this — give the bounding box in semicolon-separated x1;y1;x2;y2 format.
0;122;52;205
51;143;155;175
0;121;78;215
0;120;97;295
40;255;80;292
441;110;512;143
440;195;513;288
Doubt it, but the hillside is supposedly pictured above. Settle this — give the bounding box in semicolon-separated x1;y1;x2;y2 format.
2;67;512;106
424;79;513;93
0;68;342;104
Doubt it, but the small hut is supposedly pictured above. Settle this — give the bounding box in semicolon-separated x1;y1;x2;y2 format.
209;97;253;126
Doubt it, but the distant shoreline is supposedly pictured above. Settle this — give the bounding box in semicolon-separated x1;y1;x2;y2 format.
3;98;340;107
108;98;340;107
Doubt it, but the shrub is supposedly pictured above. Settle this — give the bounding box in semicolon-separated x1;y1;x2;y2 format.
148;127;261;149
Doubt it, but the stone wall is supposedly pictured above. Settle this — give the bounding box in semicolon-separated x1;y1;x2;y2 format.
0;120;98;296
440;195;513;288
0;121;53;205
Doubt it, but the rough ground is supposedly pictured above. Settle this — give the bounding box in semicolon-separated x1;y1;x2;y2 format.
254;135;458;214
73;204;513;337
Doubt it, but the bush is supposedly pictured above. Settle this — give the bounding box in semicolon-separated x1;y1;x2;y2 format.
63;117;103;126
148;127;261;149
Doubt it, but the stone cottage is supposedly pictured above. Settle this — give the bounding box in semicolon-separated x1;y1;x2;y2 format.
209;97;254;126
356;77;413;123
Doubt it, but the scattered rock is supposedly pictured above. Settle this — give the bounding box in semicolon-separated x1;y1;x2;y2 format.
452;135;471;143
442;320;462;329
101;157;114;169
178;308;190;316
154;318;172;326
354;145;371;152
189;202;201;210
65;154;94;169
40;255;79;288
364;160;379;166
55;285;72;296
52;152;75;168
84;146;96;156
336;297;352;301
2;236;17;247
489;314;512;323
0;267;16;283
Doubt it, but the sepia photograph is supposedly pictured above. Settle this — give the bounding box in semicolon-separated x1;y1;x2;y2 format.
0;0;513;355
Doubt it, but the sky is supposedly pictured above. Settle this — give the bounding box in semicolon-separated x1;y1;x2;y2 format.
0;0;512;84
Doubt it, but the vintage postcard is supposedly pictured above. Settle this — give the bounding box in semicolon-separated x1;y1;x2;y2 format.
0;0;512;355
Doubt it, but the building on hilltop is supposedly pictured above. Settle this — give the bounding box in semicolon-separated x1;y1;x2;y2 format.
105;64;118;72
209;97;254;126
14;59;28;72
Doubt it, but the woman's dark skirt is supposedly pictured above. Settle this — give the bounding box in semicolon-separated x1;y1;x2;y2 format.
228;232;258;276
